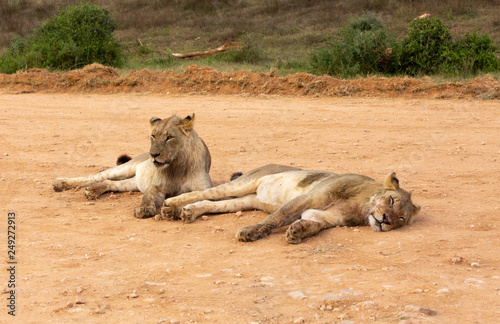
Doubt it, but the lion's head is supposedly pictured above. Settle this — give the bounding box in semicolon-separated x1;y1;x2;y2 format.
368;173;420;232
148;114;197;170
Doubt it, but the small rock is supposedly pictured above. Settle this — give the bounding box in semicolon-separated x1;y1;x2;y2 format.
356;301;376;309
437;288;450;294
471;262;480;268
293;317;305;323
98;302;110;310
420;308;437;316
451;256;463;264
66;302;74;308
465;278;485;285
95;309;105;314
320;293;342;301
240;146;246;152
75;297;85;305
144;281;167;286
75;286;84;294
128;292;139;299
404;305;421;312
341;289;363;296
404;305;437;316
288;290;307;300
201;215;209;220
254;297;266;304
235;211;242;217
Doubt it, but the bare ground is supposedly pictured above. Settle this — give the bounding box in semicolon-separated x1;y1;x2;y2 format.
0;66;499;323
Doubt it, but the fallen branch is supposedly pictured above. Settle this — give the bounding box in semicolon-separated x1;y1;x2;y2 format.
172;42;242;59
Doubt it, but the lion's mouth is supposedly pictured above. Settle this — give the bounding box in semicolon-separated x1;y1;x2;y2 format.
368;213;383;232
153;159;172;168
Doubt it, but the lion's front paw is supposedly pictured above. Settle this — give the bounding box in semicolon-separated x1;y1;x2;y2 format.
236;224;272;242
285;220;306;244
134;206;156;219
52;178;69;192
159;205;180;221
180;206;196;223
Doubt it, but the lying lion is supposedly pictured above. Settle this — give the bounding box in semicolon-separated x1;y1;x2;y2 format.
160;164;420;243
53;114;212;219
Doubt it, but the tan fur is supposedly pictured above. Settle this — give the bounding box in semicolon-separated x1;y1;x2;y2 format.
160;164;420;244
52;114;212;218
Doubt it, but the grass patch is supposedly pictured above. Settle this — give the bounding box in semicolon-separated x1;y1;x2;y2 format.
1;0;499;79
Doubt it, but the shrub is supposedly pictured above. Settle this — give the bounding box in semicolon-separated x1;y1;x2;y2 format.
348;12;383;31
0;3;123;73
448;32;500;74
309;18;401;78
401;17;500;76
401;17;453;75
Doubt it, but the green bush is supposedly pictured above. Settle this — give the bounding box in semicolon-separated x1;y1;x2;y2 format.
0;3;123;73
309;19;401;78
348;12;383;31
310;15;500;78
447;32;500;74
401;17;453;75
401;17;500;76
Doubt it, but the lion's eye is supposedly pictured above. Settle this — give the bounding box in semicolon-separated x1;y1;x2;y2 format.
399;217;406;222
151;135;155;140
389;196;395;206
166;136;173;142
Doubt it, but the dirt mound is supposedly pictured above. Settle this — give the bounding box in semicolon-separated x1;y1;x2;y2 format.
1;63;499;99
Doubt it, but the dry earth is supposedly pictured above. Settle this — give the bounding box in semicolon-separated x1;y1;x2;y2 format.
0;66;499;323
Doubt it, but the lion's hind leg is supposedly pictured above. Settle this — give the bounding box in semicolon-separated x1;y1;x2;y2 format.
180;194;261;223
160;179;261;220
52;153;148;192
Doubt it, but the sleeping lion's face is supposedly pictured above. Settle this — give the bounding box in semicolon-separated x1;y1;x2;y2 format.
368;190;420;232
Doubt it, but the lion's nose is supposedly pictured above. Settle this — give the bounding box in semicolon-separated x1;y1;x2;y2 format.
150;152;160;160
382;214;390;224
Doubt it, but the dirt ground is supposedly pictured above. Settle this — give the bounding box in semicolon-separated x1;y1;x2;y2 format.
0;66;499;323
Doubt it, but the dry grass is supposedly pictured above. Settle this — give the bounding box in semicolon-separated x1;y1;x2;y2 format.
1;0;499;73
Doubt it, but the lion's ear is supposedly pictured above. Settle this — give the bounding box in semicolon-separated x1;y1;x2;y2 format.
179;114;195;135
384;172;400;190
150;117;162;130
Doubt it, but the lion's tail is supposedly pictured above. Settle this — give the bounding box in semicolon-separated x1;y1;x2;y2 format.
230;172;243;181
116;154;132;165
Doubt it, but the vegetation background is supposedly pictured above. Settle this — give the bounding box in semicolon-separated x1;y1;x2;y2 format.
1;0;499;78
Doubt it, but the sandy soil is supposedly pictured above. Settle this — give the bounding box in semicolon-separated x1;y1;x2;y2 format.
0;67;499;323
